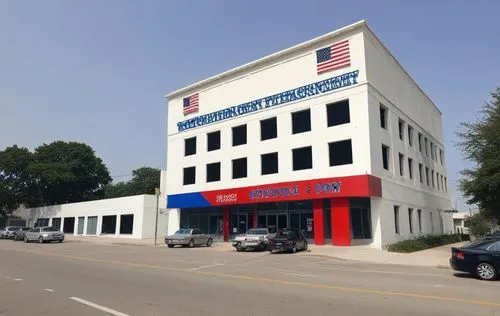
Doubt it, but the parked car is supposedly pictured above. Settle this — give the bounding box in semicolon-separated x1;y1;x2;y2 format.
24;226;65;243
449;239;500;280
268;228;308;253
0;227;5;239
165;228;213;248
1;226;23;239
232;228;274;252
12;227;30;241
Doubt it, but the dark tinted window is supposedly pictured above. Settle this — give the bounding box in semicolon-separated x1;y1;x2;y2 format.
398;153;404;176
328;139;353;166
327;100;350;127
232;158;247;179
292;146;312;171
463;240;496;250
261;152;278;175
260;117;277;141
232;125;247;146
183;167;196;185
207;131;221;151
292;109;311;134
206;162;221;182
382;145;390;170
184;137;196;156
489;241;500;252
380;105;387;129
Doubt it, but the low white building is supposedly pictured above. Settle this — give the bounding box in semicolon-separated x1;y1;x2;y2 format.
24;195;172;239
452;212;470;234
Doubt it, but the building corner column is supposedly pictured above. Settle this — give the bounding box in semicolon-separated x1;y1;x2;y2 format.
331;197;351;246
223;206;230;242
313;199;325;245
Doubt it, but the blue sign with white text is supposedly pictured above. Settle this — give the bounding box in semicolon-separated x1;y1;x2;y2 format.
176;70;360;132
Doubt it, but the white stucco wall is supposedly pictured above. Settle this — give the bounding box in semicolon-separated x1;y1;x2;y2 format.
25;195;162;239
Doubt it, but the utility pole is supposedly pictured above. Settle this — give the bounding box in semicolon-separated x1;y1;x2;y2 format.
154;188;160;246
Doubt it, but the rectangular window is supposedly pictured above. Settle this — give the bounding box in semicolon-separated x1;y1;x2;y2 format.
431;170;435;188
232;157;247;179
382;144;390;171
379;105;388;129
436;172;440;190
183;166;196;185
417;209;422;233
408;158;413;179
327;99;350;127
101;215;117;234
408;208;414;234
418;133;423;152
430;142;435;160
292;146;313;171
119;214;134;234
260;117;277;141
440;149;444;165
398;119;405;141
444;177;448;192
261;152;278;175
441;175;444;192
232;125;247;146
424;137;429;156
184;137;196;156
329;139;353;166
425;167;430;186
418;163;423;183
394;206;400;234
398;153;404;176
292;109;311;134
206;162;221;182
207;131;221;151
408;125;414;146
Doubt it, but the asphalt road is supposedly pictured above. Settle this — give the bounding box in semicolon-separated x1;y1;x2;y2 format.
0;240;499;316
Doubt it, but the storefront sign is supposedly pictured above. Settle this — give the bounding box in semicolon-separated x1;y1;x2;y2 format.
176;70;360;132
167;174;382;208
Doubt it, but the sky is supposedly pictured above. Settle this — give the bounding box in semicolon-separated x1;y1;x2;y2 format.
1;1;499;210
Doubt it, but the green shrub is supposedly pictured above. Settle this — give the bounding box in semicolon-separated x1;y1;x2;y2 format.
387;234;470;253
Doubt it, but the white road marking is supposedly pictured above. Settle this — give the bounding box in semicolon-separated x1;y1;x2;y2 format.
45;289;54;292
14;278;23;281
282;272;319;278
69;297;129;316
190;263;224;271
434;284;444;288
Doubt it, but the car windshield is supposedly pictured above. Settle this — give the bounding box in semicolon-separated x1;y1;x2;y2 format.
175;229;191;235
247;229;268;235
42;227;59;232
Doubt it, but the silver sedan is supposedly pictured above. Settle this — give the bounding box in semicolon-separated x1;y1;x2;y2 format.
165;229;213;248
24;226;65;243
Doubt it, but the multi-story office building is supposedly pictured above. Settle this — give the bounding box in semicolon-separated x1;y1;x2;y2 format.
165;20;453;248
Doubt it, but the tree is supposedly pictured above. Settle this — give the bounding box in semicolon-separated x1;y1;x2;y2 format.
29;141;112;205
457;87;500;220
464;212;494;237
105;167;160;198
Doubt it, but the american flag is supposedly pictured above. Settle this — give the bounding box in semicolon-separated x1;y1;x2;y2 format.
183;93;199;115
316;40;351;74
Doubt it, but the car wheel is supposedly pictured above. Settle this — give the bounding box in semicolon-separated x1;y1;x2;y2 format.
58;240;63;243
38;237;43;244
206;238;213;247
24;236;28;243
291;244;297;253
167;244;174;248
476;262;497;281
303;241;308;251
188;239;195;248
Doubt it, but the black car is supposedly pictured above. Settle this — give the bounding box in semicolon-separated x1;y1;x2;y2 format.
268;228;308;253
449;239;500;280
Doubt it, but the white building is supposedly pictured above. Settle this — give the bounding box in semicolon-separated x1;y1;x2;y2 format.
24;195;169;239
165;20;453;249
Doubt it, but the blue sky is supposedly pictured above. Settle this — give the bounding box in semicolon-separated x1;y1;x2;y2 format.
1;1;499;209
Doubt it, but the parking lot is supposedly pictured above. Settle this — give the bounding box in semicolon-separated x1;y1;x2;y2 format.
0;239;499;315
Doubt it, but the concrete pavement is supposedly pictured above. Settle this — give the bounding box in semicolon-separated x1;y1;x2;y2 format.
0;240;498;315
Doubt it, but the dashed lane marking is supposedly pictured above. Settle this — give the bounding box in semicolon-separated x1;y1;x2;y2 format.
70;297;129;316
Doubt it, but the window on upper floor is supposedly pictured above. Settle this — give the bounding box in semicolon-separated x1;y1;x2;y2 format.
418;163;423;183
418;133;423;152
292;109;311;134
382;144;390;171
430;142;435;160
292;146;313;171
260;117;277;141
425;167;430;186
440;149;444;165
206;162;221;183
424;137;429;156
232;157;247;179
408;125;414;147
327;99;350;127
329;139;353;166
184;137;196;156
398;119;405;141
261;152;278;175
207;131;221;151
408;158;414;180
380;105;388;129
398;153;404;176
431;170;435;188
232;125;247;146
444;177;448;193
436;172;441;190
183;167;196;185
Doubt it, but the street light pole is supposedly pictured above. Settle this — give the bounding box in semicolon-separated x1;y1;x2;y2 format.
154;188;160;246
